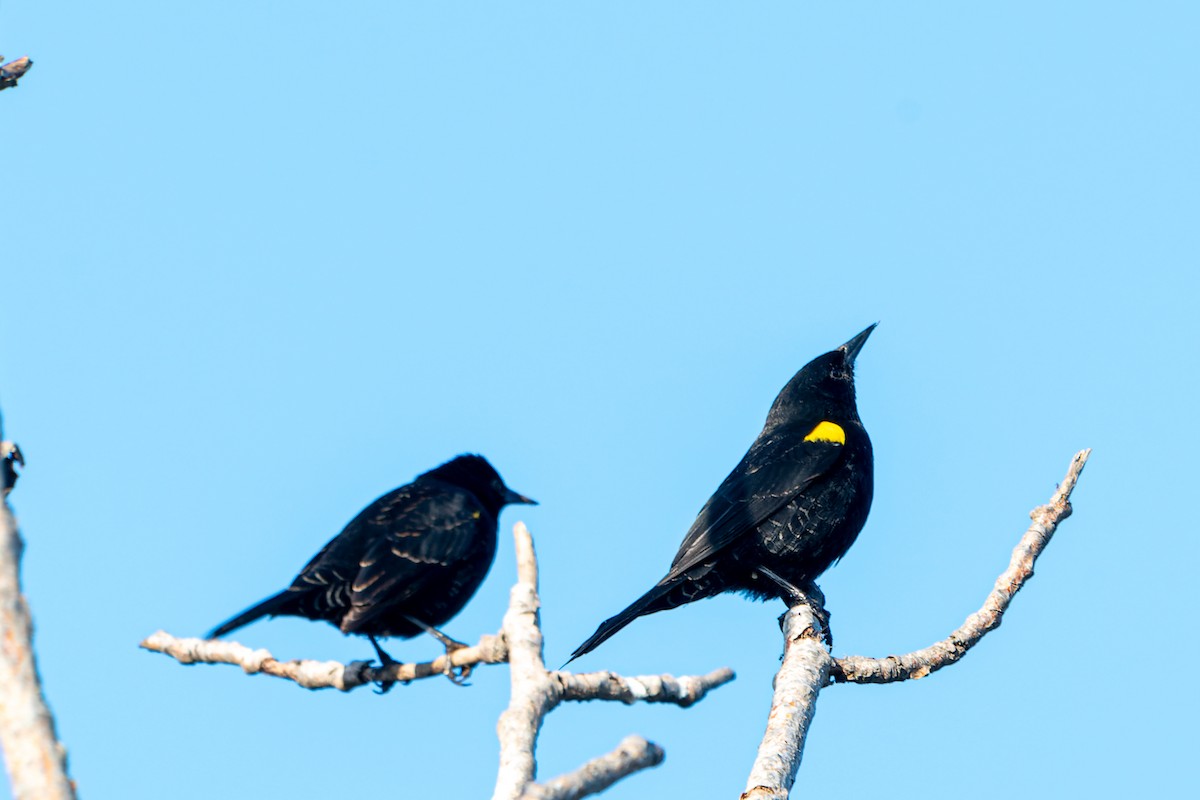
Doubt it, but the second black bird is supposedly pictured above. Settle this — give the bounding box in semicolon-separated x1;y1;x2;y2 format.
568;325;876;663
209;454;536;683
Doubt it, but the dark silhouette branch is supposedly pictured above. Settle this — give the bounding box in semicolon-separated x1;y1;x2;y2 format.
742;449;1091;799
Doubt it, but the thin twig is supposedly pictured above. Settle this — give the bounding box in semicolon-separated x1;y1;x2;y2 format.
522;735;665;800
833;449;1091;684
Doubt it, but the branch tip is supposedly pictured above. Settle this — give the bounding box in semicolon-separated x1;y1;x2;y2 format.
746;451;1092;796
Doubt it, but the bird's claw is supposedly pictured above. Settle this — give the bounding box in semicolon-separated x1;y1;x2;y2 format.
402;615;472;686
809;599;834;650
770;577;834;650
369;636;402;694
441;640;472;686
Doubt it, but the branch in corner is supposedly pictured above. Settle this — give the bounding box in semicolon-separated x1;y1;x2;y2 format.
0;56;33;91
742;449;1092;800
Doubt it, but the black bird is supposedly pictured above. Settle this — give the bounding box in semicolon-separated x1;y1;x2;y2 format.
568;325;876;663
209;454;536;684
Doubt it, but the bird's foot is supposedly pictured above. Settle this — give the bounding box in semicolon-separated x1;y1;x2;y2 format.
403;615;472;686
441;639;473;686
368;635;402;694
805;588;833;650
760;570;834;650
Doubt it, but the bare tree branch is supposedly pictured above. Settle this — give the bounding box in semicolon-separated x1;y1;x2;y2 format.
556;668;735;707
743;449;1092;799
0;429;77;800
741;603;830;800
0;56;33;90
523;735;664;800
832;448;1092;684
492;523;735;800
492;522;550;800
144;521;732;798
140;630;508;691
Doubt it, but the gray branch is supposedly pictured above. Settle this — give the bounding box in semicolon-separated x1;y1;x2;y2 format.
522;735;665;800
0;429;77;799
741;603;831;800
492;523;734;800
140;629;508;690
833;448;1091;684
556;668;734;707
0;56;33;91
143;521;732;798
742;449;1091;799
491;522;554;799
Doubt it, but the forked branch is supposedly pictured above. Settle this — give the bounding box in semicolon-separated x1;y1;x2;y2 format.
494;523;734;800
743;449;1091;800
833;448;1091;683
144;522;734;800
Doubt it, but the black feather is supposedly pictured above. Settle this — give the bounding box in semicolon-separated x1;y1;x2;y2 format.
567;325;877;664
207;454;535;647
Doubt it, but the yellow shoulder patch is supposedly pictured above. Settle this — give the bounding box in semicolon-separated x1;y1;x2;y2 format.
472;511;482;519
803;421;846;445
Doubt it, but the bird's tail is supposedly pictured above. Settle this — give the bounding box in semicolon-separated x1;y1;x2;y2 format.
564;579;684;667
207;591;291;639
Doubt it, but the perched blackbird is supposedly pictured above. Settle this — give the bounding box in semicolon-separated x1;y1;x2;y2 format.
209;454;535;683
568;325;876;663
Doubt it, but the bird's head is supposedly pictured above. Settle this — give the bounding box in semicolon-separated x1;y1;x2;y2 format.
763;324;876;431
422;454;538;515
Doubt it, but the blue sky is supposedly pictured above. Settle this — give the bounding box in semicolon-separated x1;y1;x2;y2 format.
2;2;1197;797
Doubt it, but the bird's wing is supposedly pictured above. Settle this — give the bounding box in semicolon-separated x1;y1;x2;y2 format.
347;489;486;613
665;429;845;581
281;539;365;621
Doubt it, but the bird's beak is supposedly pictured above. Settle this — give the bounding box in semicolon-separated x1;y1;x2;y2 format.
840;323;877;364
505;489;538;506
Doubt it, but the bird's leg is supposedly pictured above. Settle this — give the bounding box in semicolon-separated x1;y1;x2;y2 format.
758;568;834;650
403;615;472;685
368;635;402;694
